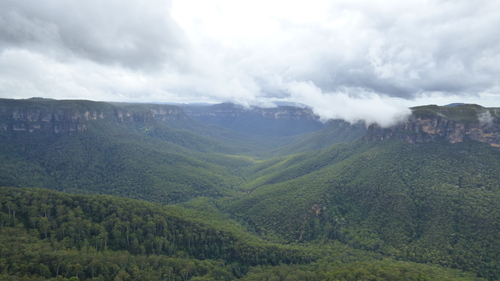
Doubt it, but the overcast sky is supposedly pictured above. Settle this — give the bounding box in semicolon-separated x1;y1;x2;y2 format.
1;0;500;125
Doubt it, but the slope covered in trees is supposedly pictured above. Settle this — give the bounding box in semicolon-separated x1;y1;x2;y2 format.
1;99;500;280
0;187;480;280
226;139;500;279
0;121;250;204
181;103;325;137
264;120;367;158
0;99;274;204
0;99;364;204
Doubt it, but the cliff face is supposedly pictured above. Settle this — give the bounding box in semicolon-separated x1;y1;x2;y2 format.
364;105;500;147
0;99;187;134
0;107;104;133
181;103;325;136
114;105;187;123
182;103;320;121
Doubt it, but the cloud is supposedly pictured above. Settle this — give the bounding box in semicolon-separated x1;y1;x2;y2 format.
478;110;495;127
222;0;500;100
282;80;411;127
0;0;188;71
1;0;500;126
0;49;158;101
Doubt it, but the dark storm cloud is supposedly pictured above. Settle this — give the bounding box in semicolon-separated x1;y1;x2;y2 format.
0;0;189;71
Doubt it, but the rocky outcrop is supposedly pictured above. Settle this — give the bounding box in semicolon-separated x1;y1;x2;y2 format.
182;103;320;121
181;103;325;137
114;105;187;123
0;99;188;134
0;107;104;133
364;105;500;147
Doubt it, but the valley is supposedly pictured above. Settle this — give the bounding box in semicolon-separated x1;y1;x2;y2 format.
1;98;499;280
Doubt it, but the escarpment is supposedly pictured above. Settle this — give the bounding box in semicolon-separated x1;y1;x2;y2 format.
181;103;325;136
0;99;187;134
364;104;500;147
183;103;320;121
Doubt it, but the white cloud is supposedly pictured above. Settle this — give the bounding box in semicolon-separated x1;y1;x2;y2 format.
478;110;494;126
282;80;411;127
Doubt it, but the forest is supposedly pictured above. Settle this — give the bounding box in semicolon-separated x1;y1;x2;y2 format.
0;99;499;280
0;187;480;280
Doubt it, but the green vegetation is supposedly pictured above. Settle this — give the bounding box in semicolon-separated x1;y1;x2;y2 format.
0;187;480;280
1;99;500;280
227;140;500;279
181;103;325;137
265;120;366;158
0;98;114;112
411;104;500;122
0;121;249;204
240;260;479;281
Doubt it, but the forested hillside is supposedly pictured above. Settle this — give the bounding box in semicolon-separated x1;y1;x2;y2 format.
1;99;500;280
0;98;362;204
227;140;500;279
0;120;249;203
0;187;480;280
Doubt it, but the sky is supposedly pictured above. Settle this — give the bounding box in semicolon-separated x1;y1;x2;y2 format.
1;0;500;126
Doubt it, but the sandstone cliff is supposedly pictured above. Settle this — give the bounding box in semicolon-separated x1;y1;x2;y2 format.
364;104;500;147
182;103;320;121
181;103;324;137
0;99;187;134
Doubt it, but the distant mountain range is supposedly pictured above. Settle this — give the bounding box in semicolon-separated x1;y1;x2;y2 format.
444;102;466;107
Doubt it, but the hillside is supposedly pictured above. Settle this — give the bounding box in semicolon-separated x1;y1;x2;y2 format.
181;103;325;137
225;105;500;279
0;98;363;205
0;99;286;155
179;102;367;157
0;99;260;204
0;187;481;280
265;119;367;157
2;99;500;280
